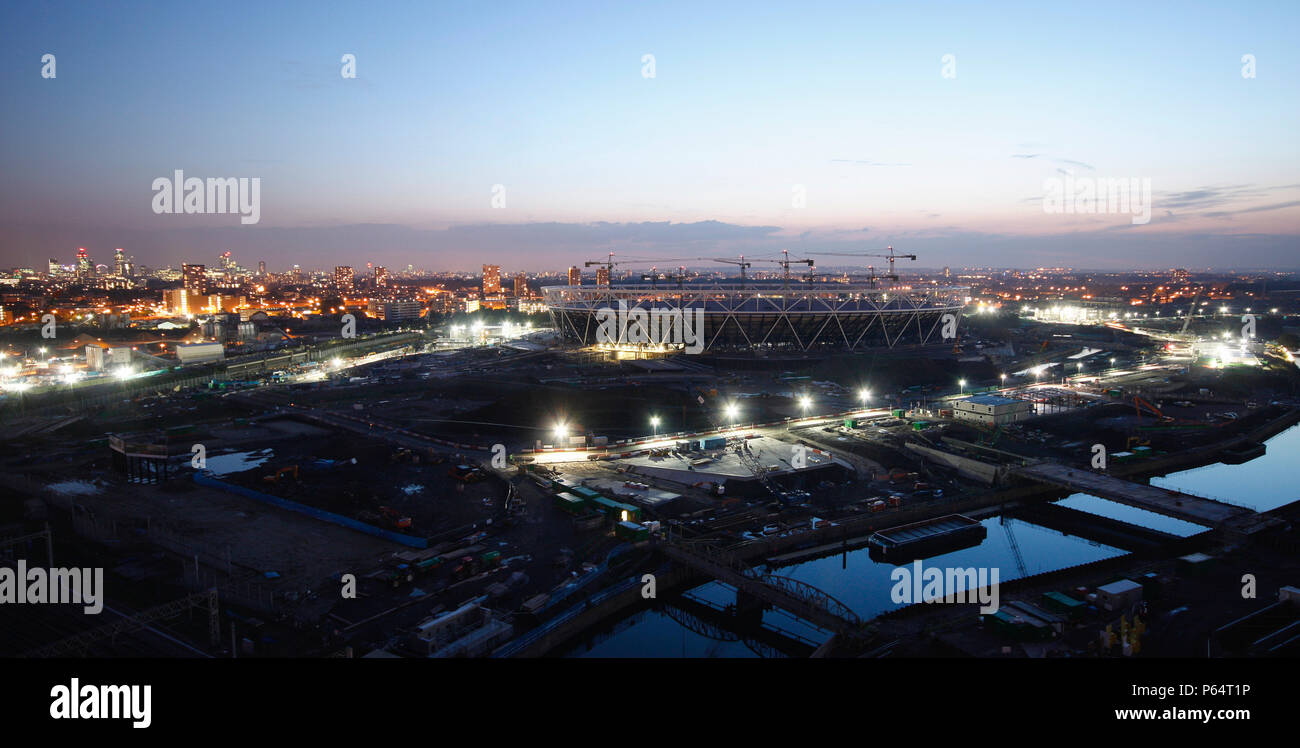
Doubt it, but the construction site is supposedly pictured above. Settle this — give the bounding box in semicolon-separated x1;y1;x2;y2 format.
1;295;1299;660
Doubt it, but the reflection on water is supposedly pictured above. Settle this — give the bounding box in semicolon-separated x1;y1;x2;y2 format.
568;516;1123;657
1057;494;1210;536
1151;423;1300;512
565;422;1300;657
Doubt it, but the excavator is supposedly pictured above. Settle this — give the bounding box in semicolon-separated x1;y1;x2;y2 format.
262;465;299;483
1133;396;1173;422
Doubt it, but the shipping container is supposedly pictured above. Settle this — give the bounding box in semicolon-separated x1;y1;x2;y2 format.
614;520;650;541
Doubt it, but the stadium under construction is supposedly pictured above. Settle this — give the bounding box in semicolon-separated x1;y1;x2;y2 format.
544;281;970;354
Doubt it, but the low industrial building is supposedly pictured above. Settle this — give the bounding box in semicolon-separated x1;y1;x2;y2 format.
952;395;1033;426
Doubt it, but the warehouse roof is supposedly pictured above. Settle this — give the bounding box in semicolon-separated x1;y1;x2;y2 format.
960;395;1023;406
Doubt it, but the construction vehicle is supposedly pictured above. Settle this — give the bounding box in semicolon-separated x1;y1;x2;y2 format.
448;464;487;483
262;465;299;483
1133;396;1173;422
377;506;413;529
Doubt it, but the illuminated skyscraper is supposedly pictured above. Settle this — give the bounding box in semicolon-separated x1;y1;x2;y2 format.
183;263;206;296
513;273;527;297
482;264;501;296
334;266;355;292
596;267;610;286
568;266;581;286
76;248;93;279
375;266;388;287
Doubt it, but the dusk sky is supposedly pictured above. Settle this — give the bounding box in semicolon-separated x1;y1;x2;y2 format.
2;0;1298;271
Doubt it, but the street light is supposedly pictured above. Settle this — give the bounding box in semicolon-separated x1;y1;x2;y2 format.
553;422;568;443
999;373;1006;387
859;388;870;405
724;403;739;425
650;415;660;437
798;395;811;414
958;378;966;394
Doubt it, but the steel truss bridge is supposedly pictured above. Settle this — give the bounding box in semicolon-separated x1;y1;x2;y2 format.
662;538;866;642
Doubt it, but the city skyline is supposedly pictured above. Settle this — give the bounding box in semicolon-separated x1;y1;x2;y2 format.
3;1;1298;271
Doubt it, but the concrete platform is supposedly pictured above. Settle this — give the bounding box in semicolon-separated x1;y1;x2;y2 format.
1015;463;1249;526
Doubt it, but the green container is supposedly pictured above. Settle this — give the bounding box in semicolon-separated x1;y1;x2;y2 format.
481;551;502;566
553;493;586;514
615;521;650;541
1041;591;1085;618
891;409;905;417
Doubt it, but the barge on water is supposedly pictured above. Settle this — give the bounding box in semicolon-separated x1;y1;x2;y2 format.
867;514;987;562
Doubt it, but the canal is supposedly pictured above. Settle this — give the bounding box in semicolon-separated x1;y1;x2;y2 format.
561;424;1300;657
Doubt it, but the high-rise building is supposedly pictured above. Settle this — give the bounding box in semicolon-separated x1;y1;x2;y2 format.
568;266;581;286
596;267;610;286
513;273;527;297
163;288;190;315
76;248;93;279
482;265;501;296
375;266;388;287
335;266;355;292
48;259;59;276
114;248;127;276
183;263;206;296
258;261;266;276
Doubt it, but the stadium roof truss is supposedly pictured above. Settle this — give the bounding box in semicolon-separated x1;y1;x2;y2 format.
543;284;969;353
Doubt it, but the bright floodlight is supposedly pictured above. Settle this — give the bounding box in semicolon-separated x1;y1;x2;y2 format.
724;403;739;421
329;357;342;368
859;388;870;402
650;416;660;427
554;422;568;440
798;395;811;411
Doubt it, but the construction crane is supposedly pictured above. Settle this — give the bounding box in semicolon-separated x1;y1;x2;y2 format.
712;255;752;287
1179;290;1201;338
1000;516;1028;578
584;251;619;284
752;249;816;289
808;246;917;284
